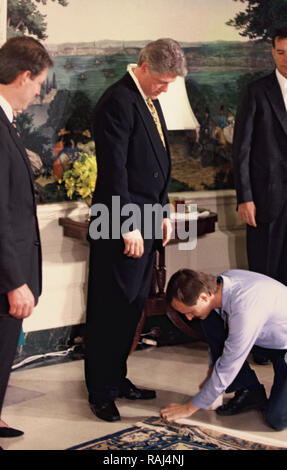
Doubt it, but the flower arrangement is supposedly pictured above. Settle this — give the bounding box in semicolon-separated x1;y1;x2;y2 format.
60;152;97;206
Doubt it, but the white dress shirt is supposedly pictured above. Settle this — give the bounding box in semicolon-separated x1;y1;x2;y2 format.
192;270;287;410
0;94;13;123
127;63;150;111
276;68;287;112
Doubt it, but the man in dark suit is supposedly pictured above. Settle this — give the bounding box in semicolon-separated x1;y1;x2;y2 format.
233;27;287;286
0;36;52;438
85;39;187;422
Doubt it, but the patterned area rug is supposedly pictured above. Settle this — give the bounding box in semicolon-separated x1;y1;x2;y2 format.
68;416;285;450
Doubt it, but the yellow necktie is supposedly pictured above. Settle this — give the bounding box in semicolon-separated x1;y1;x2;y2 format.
146;98;166;150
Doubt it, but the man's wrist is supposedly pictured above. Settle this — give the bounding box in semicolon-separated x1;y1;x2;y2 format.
189;400;199;413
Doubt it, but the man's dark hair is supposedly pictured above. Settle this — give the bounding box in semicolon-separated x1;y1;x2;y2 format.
0;36;53;84
166;269;219;307
272;27;287;47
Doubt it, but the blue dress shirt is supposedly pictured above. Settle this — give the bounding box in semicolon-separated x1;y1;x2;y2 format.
192;270;287;409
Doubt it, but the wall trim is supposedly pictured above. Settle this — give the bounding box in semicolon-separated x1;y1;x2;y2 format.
14;324;85;370
0;0;7;46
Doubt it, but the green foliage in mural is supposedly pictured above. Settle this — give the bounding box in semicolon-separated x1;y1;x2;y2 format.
35;0;68;5
16;112;53;175
227;0;287;41
236;70;269;102
46;89;93;136
7;0;68;39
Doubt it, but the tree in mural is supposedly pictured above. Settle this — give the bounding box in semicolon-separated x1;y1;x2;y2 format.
227;0;287;41
46;89;93;136
16;112;52;172
6;0;71;188
7;0;68;39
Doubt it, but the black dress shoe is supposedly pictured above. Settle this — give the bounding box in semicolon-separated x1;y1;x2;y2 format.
0;427;24;438
118;378;156;400
216;385;268;416
89;400;121;422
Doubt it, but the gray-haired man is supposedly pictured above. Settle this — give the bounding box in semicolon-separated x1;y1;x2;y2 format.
85;39;187;422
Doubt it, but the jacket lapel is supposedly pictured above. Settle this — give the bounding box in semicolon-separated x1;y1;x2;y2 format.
154;99;171;162
0;107;36;197
265;71;287;137
153;98;171;192
132;89;170;181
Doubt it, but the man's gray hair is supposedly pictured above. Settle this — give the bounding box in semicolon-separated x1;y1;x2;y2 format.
137;38;187;77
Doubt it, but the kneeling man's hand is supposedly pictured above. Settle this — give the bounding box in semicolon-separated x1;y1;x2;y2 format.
160;401;199;422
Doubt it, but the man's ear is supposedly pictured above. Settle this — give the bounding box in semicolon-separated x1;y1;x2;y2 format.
17;70;31;86
141;62;149;74
198;292;210;304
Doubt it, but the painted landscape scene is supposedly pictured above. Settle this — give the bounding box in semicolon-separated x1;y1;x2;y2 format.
6;0;280;201
24;40;273;201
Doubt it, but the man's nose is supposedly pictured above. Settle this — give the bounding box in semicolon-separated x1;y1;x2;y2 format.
36;84;42;96
185;313;194;321
161;83;169;93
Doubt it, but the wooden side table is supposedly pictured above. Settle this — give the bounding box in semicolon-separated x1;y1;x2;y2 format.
59;211;217;351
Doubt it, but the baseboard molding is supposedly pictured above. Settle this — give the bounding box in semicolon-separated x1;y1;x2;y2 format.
13;324;85;370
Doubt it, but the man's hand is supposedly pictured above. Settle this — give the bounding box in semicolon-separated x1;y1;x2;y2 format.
238;201;257;227
7;284;35;319
162;218;173;247
122;229;144;258
160;401;199;422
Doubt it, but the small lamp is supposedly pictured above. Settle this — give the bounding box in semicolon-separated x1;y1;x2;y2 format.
158;76;200;133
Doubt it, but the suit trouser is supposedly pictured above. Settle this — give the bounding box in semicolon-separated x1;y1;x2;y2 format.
0;295;22;416
202;311;287;430
85;242;155;401
247;199;287;286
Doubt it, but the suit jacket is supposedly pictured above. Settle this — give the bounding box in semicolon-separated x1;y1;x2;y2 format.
88;73;171;302
90;72;171;238
0;107;42;305
233;71;287;223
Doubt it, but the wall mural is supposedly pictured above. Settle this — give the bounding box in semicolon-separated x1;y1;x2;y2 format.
5;0;278;203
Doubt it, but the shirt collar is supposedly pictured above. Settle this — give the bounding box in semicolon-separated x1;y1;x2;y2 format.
276;68;287;95
0;94;13;123
127;63;148;102
219;274;233;315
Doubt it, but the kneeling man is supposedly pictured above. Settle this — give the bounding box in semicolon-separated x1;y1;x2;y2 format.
160;269;287;431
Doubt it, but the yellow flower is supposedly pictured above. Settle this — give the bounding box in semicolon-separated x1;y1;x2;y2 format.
62;152;97;203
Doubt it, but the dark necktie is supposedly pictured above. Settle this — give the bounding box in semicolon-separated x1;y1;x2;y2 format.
223;310;229;331
12;116;20;137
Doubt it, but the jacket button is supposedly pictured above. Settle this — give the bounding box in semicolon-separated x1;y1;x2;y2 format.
34;240;40;246
153;172;159;178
